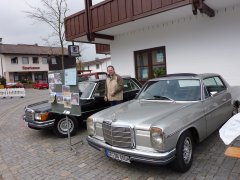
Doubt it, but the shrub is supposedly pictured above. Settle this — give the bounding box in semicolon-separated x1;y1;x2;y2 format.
0;76;6;86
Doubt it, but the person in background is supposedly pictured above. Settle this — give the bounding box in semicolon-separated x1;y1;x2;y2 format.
104;65;123;106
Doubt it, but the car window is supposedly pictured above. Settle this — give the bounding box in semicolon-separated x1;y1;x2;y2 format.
94;82;105;97
203;76;226;95
123;79;140;92
78;82;96;99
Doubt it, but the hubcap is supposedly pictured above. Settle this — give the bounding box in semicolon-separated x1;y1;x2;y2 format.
58;118;73;134
183;137;192;164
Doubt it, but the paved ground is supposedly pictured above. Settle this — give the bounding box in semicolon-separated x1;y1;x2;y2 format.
0;89;240;180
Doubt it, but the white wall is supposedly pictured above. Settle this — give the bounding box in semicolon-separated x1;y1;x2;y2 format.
110;5;240;85
3;55;49;72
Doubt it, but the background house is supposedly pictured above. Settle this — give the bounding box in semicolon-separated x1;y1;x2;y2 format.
0;42;76;82
82;57;111;72
64;0;240;85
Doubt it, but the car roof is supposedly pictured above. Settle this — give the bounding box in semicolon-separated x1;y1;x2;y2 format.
149;73;221;81
78;76;134;83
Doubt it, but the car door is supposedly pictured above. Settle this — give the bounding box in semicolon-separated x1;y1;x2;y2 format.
202;76;232;136
81;81;110;118
123;78;141;101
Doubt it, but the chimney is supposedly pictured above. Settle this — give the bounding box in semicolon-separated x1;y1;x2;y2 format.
0;38;2;44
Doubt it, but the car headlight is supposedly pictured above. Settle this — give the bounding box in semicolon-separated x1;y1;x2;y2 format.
35;112;49;121
87;117;95;136
150;127;164;149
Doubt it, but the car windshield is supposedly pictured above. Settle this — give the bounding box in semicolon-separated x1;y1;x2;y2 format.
137;79;201;101
78;82;96;99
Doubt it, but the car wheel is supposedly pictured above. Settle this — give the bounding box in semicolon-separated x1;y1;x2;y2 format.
171;131;193;172
53;116;78;138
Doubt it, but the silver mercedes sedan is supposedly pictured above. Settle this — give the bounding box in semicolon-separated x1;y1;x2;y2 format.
86;73;235;172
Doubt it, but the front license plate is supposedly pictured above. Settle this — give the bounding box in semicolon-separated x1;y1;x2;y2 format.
105;150;130;163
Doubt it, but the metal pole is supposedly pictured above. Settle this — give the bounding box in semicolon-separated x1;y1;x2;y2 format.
0;56;3;77
66;115;72;150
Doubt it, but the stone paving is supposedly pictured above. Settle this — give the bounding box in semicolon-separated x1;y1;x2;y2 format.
0;89;240;180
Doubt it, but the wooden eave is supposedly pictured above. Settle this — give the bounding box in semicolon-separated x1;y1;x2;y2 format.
64;0;215;42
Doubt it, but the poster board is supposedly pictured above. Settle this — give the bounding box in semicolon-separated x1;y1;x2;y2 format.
48;68;81;116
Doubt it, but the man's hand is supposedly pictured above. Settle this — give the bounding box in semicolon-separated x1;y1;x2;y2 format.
104;96;108;101
110;91;115;96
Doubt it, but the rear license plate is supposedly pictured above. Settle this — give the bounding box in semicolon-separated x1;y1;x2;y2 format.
105;150;130;163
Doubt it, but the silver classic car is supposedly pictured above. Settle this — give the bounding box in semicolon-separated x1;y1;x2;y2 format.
86;73;236;172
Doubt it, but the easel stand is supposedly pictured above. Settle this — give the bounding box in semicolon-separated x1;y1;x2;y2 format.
63;110;83;154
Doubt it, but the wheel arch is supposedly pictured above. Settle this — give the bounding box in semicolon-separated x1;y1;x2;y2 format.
176;127;200;146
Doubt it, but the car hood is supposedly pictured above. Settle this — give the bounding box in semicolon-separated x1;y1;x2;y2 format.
26;99;96;113
26;100;51;112
92;100;196;130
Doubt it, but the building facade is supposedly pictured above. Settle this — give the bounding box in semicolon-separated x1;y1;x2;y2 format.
83;57;111;72
0;43;76;82
64;0;240;85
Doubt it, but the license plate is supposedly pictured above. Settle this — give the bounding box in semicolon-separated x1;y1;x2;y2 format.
105;150;130;163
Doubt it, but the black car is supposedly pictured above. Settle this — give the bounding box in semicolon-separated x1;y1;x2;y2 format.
23;77;142;137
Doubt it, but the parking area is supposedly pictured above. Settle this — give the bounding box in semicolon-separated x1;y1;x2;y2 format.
0;89;240;180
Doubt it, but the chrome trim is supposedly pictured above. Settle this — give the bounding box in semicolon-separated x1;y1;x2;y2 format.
87;136;176;165
24;115;55;129
102;121;135;148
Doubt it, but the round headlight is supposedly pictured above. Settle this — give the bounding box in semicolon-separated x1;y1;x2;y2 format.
35;113;41;120
34;112;49;121
150;127;164;149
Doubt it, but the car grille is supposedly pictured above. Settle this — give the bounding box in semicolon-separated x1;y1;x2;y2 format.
102;121;133;148
25;109;34;121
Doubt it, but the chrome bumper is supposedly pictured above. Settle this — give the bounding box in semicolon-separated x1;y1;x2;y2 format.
87;136;176;165
23;115;55;129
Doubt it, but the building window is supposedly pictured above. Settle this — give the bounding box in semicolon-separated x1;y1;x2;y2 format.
42;57;48;64
51;57;57;64
33;57;39;64
96;64;100;69
134;46;166;83
22;57;29;64
11;57;18;64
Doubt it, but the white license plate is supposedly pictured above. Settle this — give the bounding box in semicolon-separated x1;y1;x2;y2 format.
105;150;130;163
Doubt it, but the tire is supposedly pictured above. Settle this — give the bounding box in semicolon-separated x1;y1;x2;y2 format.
53;116;78;138
171;131;193;172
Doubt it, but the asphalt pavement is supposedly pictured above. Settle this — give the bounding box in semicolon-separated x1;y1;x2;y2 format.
0;89;240;180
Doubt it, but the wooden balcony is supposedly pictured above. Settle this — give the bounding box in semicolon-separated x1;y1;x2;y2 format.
65;0;192;41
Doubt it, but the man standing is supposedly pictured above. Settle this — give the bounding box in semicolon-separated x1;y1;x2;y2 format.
104;65;123;106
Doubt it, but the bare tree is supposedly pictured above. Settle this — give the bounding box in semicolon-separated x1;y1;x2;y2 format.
25;0;68;69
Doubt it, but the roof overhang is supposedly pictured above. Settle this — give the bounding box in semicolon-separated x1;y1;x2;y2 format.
72;0;240;44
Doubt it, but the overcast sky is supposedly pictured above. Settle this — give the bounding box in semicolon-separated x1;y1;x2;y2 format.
0;0;106;61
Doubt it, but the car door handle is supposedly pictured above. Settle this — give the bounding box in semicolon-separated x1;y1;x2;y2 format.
222;98;227;102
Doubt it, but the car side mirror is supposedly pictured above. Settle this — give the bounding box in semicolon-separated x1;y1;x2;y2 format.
210;91;218;96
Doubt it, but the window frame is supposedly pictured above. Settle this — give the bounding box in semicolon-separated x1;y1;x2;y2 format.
42;57;48;64
11;57;18;64
22;57;29;64
32;57;39;64
51;57;57;64
134;46;166;83
203;76;227;96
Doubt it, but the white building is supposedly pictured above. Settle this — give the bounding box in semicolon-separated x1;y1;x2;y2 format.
83;57;111;72
0;43;75;82
65;0;240;85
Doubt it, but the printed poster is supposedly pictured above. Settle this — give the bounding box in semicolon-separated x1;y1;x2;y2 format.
65;68;77;85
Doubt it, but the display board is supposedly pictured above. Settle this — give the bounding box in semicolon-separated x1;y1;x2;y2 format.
48;68;81;116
